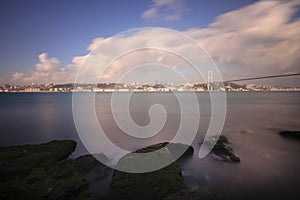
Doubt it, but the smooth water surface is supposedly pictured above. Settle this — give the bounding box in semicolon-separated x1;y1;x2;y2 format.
0;92;300;199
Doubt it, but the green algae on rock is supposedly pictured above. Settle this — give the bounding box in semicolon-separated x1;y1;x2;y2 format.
163;189;224;200
110;143;189;200
0;140;90;200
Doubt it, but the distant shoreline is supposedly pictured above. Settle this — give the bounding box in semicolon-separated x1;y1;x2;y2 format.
1;90;300;93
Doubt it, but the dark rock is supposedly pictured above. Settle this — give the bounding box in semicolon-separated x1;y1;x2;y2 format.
75;153;109;175
75;154;113;199
216;135;229;144
167;143;194;161
201;135;240;163
163;189;224;200
0;140;76;183
110;143;187;200
279;131;300;139
212;144;240;162
134;142;194;160
0;140;90;200
75;153;112;182
52;159;78;179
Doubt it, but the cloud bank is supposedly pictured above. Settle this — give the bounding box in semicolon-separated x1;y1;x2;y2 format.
3;0;300;85
186;0;300;75
10;53;82;84
142;0;187;21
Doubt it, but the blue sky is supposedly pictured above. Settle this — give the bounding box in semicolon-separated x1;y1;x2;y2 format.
0;0;299;86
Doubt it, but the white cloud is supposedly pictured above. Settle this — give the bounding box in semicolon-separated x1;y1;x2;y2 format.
11;72;24;82
10;53;79;84
5;0;300;85
35;53;60;72
87;37;105;51
142;0;187;21
142;8;157;20
74;28;216;84
185;0;300;75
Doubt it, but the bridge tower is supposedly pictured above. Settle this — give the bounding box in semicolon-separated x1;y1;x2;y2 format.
208;71;213;91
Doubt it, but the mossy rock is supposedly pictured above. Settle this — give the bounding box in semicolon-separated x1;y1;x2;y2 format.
0;140;90;200
75;153;112;184
135;142;194;160
167;143;194;161
212;135;240;162
46;160;89;200
110;143;187;200
200;135;240;163
75;153;109;175
163;189;224;200
0;140;76;161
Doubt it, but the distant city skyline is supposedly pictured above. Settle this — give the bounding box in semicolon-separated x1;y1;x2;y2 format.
1;0;300;86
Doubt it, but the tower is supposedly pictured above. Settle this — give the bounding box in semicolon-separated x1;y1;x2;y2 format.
208;71;213;91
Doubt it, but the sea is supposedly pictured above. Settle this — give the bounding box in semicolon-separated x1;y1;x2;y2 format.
0;92;300;200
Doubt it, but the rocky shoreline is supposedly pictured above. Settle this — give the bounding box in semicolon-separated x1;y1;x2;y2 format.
200;135;240;163
0;140;89;199
2;130;299;199
0;140;220;200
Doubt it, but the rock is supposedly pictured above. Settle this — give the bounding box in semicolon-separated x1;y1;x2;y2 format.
135;142;194;161
279;131;300;139
75;154;113;199
216;135;229;144
0;140;90;200
0;140;76;182
46;160;90;200
163;189;223;200
110;143;187;200
167;143;194;161
212;144;240;162
75;153;112;182
201;135;240;163
75;153;109;175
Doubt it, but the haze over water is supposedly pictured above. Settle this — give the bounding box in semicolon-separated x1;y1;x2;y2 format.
0;92;300;200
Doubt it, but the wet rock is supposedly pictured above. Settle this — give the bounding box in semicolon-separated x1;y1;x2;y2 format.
110;143;187;200
75;153;112;183
75;153;109;175
167;143;194;161
75;154;113;199
279;131;300;140
163;189;223;200
0;140;90;200
136;142;194;160
201;135;240;163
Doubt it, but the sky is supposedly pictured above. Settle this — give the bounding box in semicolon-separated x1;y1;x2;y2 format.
0;0;299;86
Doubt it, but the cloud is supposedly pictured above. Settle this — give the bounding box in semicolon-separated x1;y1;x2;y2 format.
142;8;157;20
35;53;60;72
0;77;8;85
185;0;300;75
4;0;300;86
11;72;24;82
142;0;187;21
10;53;79;84
87;37;105;51
74;28;214;84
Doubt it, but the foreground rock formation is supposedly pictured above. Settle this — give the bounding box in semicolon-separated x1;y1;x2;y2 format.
110;143;193;200
1;140;222;200
201;135;240;163
0;140;90;200
163;189;223;200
